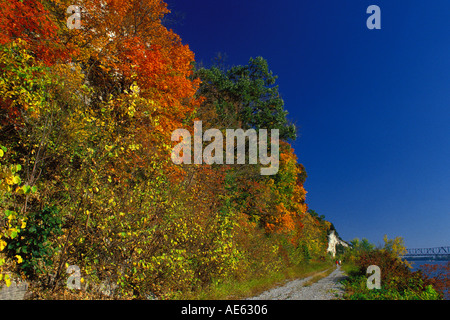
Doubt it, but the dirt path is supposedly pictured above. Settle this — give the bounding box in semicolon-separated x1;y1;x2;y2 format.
248;266;347;300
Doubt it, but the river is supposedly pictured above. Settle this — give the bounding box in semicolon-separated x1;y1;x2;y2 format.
408;259;449;272
407;260;449;300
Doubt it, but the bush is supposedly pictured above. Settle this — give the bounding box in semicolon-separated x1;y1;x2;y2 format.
420;262;450;299
343;249;442;300
4;206;62;277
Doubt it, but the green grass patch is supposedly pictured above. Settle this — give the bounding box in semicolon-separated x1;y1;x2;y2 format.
340;262;358;276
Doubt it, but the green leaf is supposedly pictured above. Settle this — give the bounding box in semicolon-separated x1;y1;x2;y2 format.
22;185;31;194
5;210;15;217
10;230;18;239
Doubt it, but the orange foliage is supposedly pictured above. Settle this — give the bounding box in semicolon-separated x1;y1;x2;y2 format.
0;0;72;64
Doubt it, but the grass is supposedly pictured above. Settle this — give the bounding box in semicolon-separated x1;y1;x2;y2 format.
302;267;335;287
184;260;335;300
340;262;359;276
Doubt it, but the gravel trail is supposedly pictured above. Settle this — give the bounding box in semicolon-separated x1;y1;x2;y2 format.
248;266;347;300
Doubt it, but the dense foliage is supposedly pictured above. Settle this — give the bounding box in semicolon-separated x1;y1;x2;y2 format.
0;0;335;299
341;236;443;300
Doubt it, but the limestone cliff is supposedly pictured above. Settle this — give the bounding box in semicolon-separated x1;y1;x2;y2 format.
327;230;349;257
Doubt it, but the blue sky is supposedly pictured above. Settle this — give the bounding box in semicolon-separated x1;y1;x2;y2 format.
166;0;450;248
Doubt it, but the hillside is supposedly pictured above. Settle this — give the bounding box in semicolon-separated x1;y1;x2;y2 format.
0;0;339;299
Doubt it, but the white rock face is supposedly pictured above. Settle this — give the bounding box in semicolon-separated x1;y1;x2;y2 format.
327;230;349;257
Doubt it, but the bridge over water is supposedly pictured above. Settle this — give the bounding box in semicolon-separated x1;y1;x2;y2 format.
403;246;450;259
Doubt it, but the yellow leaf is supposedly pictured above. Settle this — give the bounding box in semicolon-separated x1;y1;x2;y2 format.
15;255;23;264
5;274;11;287
0;240;6;251
12;175;21;184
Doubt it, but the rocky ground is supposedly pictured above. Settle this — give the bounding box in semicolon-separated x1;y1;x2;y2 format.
248;266;347;300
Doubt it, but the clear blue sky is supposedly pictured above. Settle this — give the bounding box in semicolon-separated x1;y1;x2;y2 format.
165;0;450;248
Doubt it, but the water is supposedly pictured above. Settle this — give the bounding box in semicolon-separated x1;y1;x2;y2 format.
409;260;449;272
407;260;449;300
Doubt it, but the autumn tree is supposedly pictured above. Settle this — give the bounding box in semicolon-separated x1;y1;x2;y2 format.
0;0;203;295
0;0;70;64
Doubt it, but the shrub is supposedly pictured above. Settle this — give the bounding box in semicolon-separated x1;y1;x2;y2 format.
343;249;442;300
4;206;63;277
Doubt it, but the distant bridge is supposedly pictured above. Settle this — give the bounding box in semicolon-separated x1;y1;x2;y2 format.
403;246;450;258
